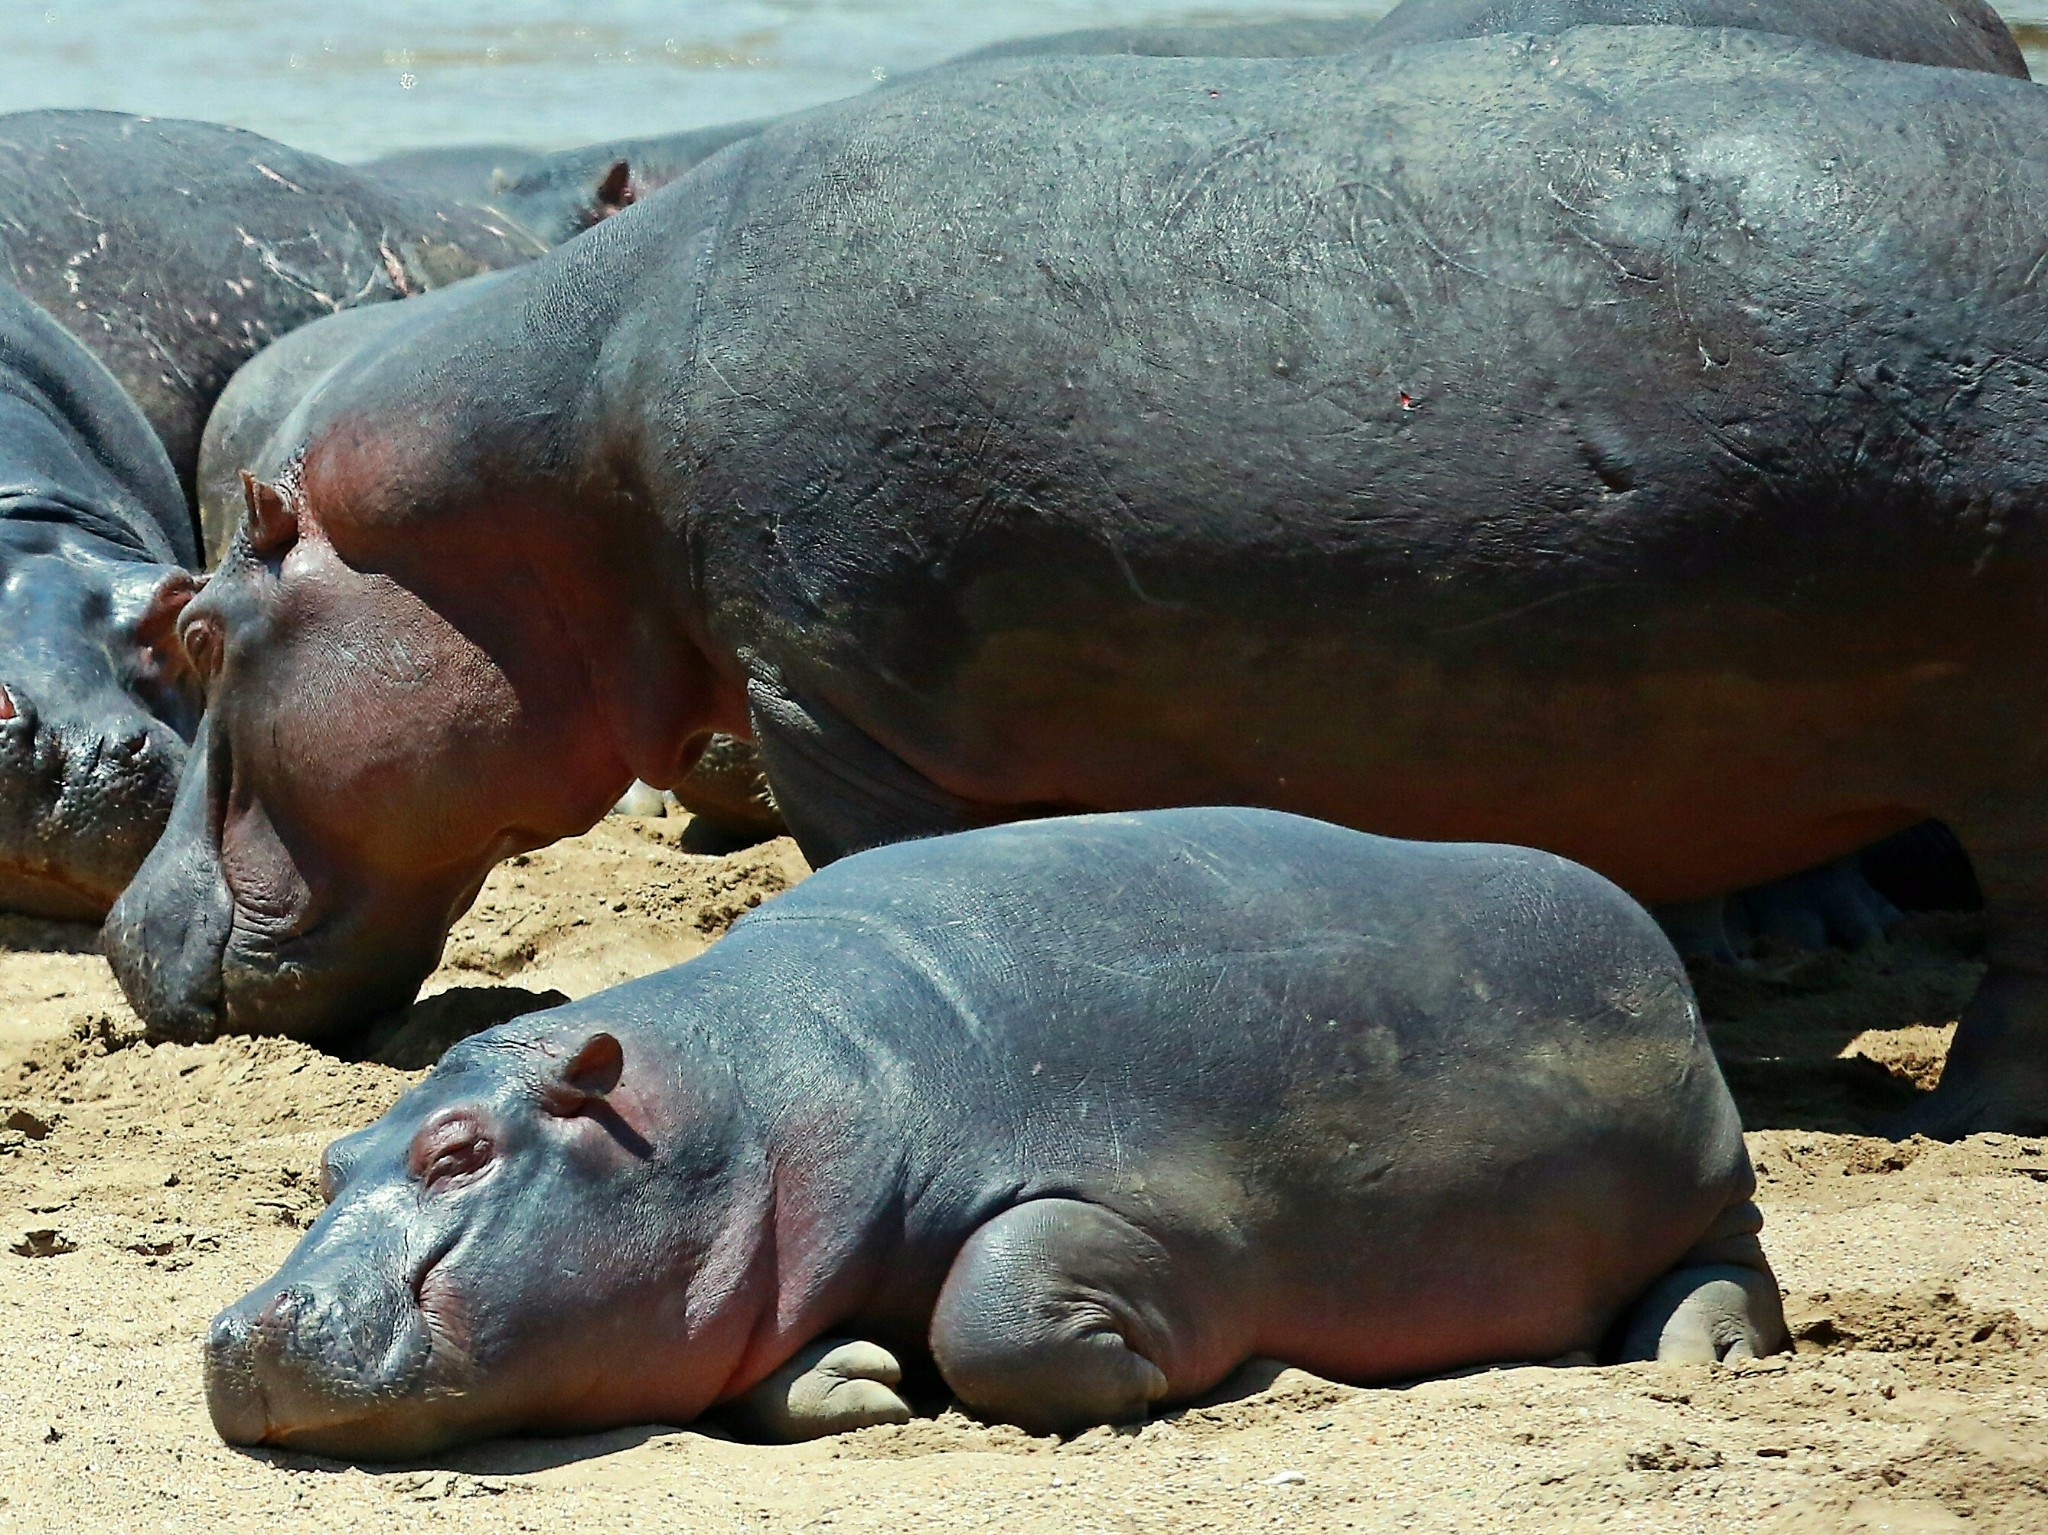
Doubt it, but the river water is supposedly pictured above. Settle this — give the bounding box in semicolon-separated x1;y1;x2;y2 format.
8;2;2045;164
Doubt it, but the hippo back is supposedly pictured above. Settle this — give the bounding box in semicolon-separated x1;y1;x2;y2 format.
1359;0;2031;76
692;809;1739;1216
0;110;544;501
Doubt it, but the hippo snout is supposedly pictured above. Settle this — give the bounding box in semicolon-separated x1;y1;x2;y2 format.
205;1273;442;1455
0;681;186;920
203;1305;269;1446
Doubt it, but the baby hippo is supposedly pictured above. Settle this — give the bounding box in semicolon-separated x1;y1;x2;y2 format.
206;808;1783;1458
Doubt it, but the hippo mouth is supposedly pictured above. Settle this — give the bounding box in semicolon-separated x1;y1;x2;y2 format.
206;1242;463;1457
0;685;186;920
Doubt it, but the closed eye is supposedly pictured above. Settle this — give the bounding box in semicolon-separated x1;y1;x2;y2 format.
409;1110;496;1195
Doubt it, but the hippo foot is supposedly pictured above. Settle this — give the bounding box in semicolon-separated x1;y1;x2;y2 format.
1880;1072;2048;1140
1881;967;2048;1139
1730;854;1902;953
932;1198;1175;1437
1614;1263;1788;1365
720;1339;913;1443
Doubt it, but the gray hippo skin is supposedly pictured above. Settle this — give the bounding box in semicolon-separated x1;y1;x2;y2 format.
491;15;1402;244
0;279;197;918
0;110;543;502
1362;0;2030;72
110;30;2048;1136
204;808;1781;1457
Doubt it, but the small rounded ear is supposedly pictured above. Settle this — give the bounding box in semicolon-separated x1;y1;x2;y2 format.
543;1031;625;1114
240;470;299;557
131;569;202;674
592;158;637;221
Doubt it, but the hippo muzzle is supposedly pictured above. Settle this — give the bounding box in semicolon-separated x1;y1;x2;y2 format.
205;1189;465;1457
104;716;460;1043
0;539;197;919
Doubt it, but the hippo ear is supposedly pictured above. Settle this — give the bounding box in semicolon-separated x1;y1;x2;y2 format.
239;471;299;557
543;1032;624;1115
591;158;637;222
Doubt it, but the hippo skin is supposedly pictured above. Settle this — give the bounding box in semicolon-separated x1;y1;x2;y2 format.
112;27;2048;1137
1362;0;2030;71
0;280;199;918
0;110;544;501
204;808;1781;1457
482;1;2029;242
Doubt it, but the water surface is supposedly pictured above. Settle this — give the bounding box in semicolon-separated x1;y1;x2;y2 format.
4;2;1408;162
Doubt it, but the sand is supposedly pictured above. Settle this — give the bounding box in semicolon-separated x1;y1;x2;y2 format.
1;814;2045;1534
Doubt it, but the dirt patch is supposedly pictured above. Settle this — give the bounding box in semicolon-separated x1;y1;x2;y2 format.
0;818;2044;1531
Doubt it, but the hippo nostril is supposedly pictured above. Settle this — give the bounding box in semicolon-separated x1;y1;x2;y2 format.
204;1307;271;1446
254;1284;312;1339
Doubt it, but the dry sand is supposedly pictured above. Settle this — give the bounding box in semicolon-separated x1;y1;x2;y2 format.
0;815;2044;1534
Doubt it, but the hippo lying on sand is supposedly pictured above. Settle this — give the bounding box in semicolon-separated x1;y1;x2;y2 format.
0;280;197;918
205;808;1781;1457
111;27;2048;1137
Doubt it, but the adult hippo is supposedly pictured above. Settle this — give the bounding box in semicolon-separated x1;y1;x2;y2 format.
109;28;2048;1137
0;110;544;503
0;278;197;918
204;808;1781;1457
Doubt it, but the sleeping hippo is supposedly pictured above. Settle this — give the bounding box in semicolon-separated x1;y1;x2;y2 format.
0;278;198;918
110;26;2048;1137
203;807;1782;1457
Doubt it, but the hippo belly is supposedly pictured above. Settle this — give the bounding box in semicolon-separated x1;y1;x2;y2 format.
206;808;1778;1455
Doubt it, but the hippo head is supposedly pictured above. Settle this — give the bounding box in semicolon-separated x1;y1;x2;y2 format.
0;521;198;918
207;1016;764;1458
103;453;675;1042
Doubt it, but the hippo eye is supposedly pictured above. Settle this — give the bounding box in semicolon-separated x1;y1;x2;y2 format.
409;1112;495;1195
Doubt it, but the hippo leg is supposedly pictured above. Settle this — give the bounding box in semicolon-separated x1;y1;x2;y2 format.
1889;833;2048;1136
930;1199;1186;1436
1729;855;1902;952
746;676;983;865
1649;896;1741;963
1612;1202;1787;1364
719;1338;913;1442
